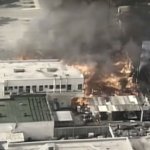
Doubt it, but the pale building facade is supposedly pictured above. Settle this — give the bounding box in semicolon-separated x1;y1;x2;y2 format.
0;59;84;97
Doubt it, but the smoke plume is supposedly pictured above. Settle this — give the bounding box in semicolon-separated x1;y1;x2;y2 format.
16;0;143;95
17;0;122;64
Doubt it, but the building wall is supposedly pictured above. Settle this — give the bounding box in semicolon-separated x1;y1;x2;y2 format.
0;121;54;141
7;137;133;150
15;121;54;141
4;78;83;95
54;126;110;139
0;81;4;97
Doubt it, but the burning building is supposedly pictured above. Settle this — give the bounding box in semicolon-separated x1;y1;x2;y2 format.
74;50;138;96
0;59;84;98
2;0;147;97
15;0;144;97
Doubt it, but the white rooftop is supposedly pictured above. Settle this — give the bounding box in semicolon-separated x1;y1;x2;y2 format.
56;111;73;121
8;137;133;150
0;132;24;143
0;59;83;81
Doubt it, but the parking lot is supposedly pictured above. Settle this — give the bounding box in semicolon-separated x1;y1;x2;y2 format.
0;0;40;57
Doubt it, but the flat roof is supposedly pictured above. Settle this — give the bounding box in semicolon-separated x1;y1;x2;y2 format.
89;95;141;112
0;132;24;142
0;94;52;123
0;59;83;81
56;111;73;122
8;137;133;150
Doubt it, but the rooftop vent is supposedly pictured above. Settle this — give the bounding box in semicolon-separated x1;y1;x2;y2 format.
40;144;54;150
36;69;43;73
48;147;54;150
19;103;27;106
14;68;25;73
0;113;6;117
47;68;58;72
0;102;5;107
24;113;31;117
53;74;58;77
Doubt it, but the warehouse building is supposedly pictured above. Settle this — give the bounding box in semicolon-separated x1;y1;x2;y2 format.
0;94;54;141
0;59;84;98
88;95;150;121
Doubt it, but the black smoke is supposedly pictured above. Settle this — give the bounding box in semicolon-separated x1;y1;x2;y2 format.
17;0;122;65
16;0;145;94
17;0;143;66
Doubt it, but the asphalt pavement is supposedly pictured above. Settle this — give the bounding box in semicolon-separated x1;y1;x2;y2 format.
0;0;41;53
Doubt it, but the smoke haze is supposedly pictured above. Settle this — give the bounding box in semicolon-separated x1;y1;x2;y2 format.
11;1;150;149
17;0;123;65
131;137;150;150
15;0;146;95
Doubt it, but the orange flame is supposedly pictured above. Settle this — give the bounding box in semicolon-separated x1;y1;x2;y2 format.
73;54;137;96
72;97;88;106
74;64;94;76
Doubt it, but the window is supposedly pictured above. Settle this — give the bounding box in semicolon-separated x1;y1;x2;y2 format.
14;86;18;89
39;85;43;92
4;92;9;95
56;85;60;89
19;86;23;93
49;85;53;89
67;84;72;91
45;85;48;88
8;86;13;90
26;86;30;93
78;84;82;90
4;87;7;91
32;85;36;92
61;85;66;89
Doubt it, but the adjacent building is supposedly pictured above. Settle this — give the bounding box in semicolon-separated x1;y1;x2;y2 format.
0;59;84;98
0;94;54;141
7;137;133;150
84;95;150;121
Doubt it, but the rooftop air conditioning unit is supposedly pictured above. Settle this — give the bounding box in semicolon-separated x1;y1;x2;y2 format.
53;74;58;77
14;68;25;73
48;147;54;150
47;68;58;72
39;144;55;150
